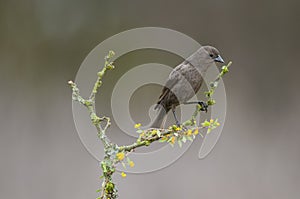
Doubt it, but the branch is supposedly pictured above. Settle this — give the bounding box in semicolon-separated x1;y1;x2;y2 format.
69;51;232;199
205;61;232;106
68;51;118;199
119;126;205;152
68;51;116;149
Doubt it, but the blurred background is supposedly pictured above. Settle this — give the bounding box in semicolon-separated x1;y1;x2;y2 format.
1;0;300;198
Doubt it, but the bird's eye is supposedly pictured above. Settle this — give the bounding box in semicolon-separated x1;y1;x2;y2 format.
209;54;214;58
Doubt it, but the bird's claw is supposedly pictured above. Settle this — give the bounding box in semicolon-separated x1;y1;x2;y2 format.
198;101;208;113
181;125;188;131
176;121;181;127
175;122;188;131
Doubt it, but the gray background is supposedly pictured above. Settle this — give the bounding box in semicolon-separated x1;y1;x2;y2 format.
1;0;300;198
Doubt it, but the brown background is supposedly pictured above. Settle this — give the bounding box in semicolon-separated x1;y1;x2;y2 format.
1;0;300;198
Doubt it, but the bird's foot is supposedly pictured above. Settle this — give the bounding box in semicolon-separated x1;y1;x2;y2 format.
198;101;208;113
181;125;188;131
184;101;208;112
175;122;188;131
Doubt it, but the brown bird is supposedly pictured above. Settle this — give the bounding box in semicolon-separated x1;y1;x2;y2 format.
150;46;224;128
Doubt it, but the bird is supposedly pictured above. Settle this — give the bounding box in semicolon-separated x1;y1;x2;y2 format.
150;46;224;128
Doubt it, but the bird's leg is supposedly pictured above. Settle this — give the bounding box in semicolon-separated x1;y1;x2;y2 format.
171;106;181;127
183;101;208;112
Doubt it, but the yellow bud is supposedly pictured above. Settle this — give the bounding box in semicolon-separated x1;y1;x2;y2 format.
193;128;199;135
121;172;127;178
175;127;182;131
187;129;192;136
139;132;145;137
170;136;176;144
129;161;135;168
134;123;141;128
116;152;125;161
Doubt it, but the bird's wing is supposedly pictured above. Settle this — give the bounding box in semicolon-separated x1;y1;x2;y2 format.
156;63;187;108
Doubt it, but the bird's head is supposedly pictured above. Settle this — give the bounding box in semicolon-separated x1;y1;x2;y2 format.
202;46;224;64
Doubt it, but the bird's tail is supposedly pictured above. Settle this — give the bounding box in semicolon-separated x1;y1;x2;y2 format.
150;106;169;128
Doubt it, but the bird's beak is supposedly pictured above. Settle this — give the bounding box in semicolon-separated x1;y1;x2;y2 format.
214;55;224;63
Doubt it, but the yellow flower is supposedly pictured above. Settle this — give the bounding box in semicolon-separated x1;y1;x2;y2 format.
170;136;176;144
193;128;199;135
121;172;127;178
151;129;157;135
139;132;145;137
129;161;135;168
216;122;220;126
116;152;125;161
134;123;141;128
210;119;214;123
175;126;182;131
186;129;192;136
